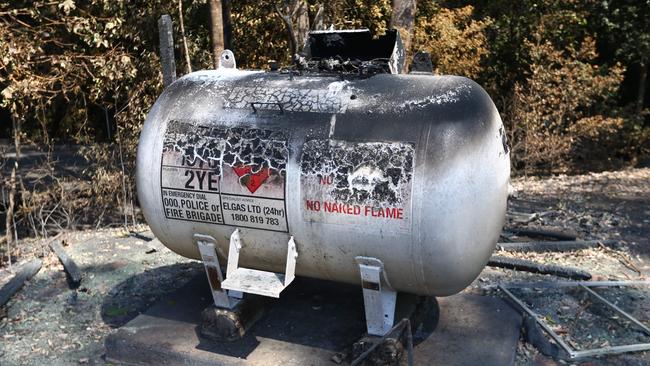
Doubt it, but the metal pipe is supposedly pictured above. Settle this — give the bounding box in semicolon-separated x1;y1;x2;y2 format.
499;284;650;359
571;343;650;358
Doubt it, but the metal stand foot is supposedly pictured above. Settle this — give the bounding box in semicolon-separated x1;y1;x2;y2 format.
194;233;241;309
221;229;298;298
355;256;397;336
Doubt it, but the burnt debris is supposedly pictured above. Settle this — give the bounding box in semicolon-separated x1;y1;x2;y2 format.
299;29;405;76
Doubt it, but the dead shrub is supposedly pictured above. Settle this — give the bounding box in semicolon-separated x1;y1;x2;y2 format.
412;5;491;79
509;34;625;174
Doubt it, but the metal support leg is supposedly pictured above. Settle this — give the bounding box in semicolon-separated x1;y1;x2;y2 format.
284;237;298;286
355;256;397;336
194;233;240;309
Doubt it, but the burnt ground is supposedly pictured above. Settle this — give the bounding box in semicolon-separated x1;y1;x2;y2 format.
0;168;648;365
476;168;650;366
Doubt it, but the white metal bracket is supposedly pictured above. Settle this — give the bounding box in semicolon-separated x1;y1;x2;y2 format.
194;233;241;309
355;256;397;336
218;49;236;69
221;229;298;298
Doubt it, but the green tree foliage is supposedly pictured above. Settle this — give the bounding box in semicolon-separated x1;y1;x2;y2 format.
439;0;647;172
591;0;649;68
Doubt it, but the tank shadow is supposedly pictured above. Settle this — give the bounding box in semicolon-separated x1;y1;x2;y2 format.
193;276;368;356
100;261;202;327
102;263;439;361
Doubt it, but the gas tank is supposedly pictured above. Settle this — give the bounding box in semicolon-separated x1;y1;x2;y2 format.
136;64;510;297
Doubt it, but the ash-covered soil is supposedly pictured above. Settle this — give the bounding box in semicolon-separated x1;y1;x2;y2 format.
0;168;648;365
0;227;199;365
470;168;650;366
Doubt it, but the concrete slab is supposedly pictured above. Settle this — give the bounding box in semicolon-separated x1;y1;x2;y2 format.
105;275;521;366
413;294;522;366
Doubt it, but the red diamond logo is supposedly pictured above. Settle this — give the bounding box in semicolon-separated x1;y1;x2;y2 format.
232;165;270;194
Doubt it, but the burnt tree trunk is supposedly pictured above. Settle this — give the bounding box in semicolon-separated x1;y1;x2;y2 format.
637;61;647;115
0;259;42;306
158;14;177;87
5;115;22;267
275;1;310;58
4;167;15;265
222;0;232;50
312;5;324;31
178;0;192;74
209;0;225;69
391;0;418;72
293;1;310;52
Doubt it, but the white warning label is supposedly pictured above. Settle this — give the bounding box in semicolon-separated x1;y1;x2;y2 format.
300;139;414;232
160;121;288;232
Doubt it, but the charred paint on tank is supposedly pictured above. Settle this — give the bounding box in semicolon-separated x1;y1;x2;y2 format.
224;84;351;113
498;125;510;155
138;47;510;295
162;121;287;181
162;121;225;175
160;121;289;232
398;83;471;111
300;140;413;205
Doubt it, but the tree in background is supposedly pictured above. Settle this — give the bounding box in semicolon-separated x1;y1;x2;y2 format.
511;35;625;173
590;0;649;116
320;0;392;38
0;0;173;245
0;0;648;251
209;0;224;68
390;0;417;72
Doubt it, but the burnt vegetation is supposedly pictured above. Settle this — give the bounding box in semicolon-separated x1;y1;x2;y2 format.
0;0;648;257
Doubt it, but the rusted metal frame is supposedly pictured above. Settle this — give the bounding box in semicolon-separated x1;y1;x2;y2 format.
195;233;241;309
579;285;650;336
568;343;650;359
499;284;650;359
350;318;414;366
498;285;578;358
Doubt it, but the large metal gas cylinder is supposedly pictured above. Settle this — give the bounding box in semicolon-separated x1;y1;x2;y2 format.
136;31;510;297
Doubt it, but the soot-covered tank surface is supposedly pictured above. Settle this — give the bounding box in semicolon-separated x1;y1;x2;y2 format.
137;29;510;297
224;85;350;114
163;121;287;177
300;140;413;205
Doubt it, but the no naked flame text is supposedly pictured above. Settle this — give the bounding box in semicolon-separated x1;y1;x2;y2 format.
304;200;404;220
